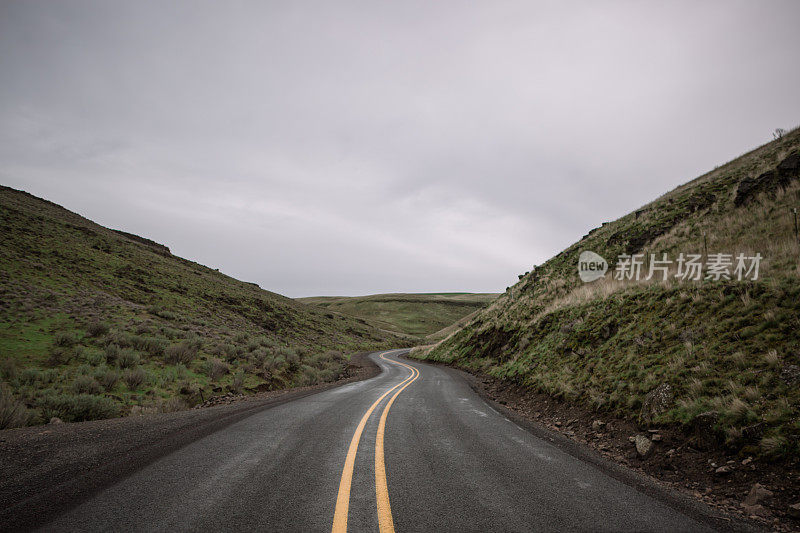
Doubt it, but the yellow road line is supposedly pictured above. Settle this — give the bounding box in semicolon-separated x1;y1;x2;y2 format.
375;353;420;533
331;351;416;533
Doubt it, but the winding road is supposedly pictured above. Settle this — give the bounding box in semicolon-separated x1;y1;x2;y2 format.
40;350;723;532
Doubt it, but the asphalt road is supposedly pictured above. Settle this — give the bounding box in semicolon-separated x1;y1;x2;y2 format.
41;350;723;532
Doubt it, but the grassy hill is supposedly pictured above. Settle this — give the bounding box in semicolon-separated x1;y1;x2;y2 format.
413;128;800;460
0;186;402;427
298;293;498;338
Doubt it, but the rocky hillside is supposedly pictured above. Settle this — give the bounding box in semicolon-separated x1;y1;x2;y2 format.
0;186;402;427
414;128;800;460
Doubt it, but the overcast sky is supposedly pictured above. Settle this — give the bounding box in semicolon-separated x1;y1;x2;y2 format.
2;1;799;297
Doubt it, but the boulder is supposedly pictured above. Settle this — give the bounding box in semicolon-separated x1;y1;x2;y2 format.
49;417;63;424
634;435;653;458
639;383;674;425
743;483;773;507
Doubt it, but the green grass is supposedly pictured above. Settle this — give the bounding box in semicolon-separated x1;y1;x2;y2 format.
413;127;800;460
297;293;498;338
0;186;406;427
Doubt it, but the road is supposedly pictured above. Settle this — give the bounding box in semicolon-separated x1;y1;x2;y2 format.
41;350;722;532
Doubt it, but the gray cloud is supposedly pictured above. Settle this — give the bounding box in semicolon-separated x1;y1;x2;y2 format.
2;0;799;296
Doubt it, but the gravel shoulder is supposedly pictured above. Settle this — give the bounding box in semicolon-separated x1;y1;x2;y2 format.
0;352;379;532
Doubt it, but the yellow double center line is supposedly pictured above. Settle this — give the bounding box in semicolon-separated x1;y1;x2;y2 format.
331;351;420;533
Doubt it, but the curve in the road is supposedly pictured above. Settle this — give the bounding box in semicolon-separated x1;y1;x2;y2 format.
374;354;420;533
331;350;418;533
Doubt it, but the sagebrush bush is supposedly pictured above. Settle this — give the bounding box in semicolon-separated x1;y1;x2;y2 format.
104;344;121;365
232;369;245;393
72;375;102;395
208;358;229;381
164;341;198;364
53;332;77;348
0;384;33;429
1;357;19;381
158;396;186;413
123;368;146;389
98;369;119;391
86;321;109;337
36;393;120;423
117;349;141;369
128;335;167;357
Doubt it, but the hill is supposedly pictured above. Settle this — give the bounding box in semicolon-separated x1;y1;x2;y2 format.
0;186;402;427
297;293;498;338
413;128;800;460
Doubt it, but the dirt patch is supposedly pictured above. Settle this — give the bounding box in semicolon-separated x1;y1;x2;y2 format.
454;368;800;532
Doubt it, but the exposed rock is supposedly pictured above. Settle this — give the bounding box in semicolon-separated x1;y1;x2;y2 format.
788;503;800;518
778;151;800;174
744;483;774;506
591;420;606;430
741;503;769;518
735;151;800;207
780;364;800;387
742;457;753;466
49;417;63;424
634;435;653;457
651;434;663;442
715;465;733;475
639;383;674;425
692;411;720;450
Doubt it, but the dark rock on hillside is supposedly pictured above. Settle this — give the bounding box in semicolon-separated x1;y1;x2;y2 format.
734;151;800;206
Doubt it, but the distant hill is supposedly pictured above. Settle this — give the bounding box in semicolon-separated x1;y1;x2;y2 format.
0;186;401;427
413;128;800;459
298;293;498;338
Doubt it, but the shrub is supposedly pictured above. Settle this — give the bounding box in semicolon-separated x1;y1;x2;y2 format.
123;368;146;389
53;332;77;348
86;321;110;338
104;344;121;365
104;332;131;348
207;358;229;381
117;349;141;369
165;341;199;365
47;347;72;367
36;393;120;422
0;384;33;429
0;357;19;381
158;397;186;413
18;368;43;386
80;348;105;366
129;335;167;357
72;375;102;395
231;369;245;393
98;369;119;391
